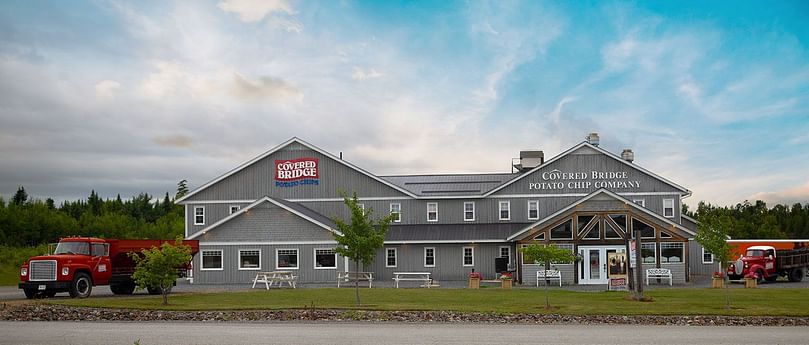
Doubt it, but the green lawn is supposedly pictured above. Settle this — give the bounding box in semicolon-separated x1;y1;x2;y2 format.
50;287;809;316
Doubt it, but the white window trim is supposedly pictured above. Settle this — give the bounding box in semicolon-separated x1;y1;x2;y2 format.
462;246;474;267
200;249;223;271
424;247;436;268
663;198;675;218
633;199;645;207
427;202;438;222
499;246;511;265
641;243;657;265
229;205;241;215
702;247;714;264
238;249;261;271
313;248;337;270
386;247;398;268
527;200;539;220
358;203;365;212
390;203;401;223
499;201;511;221
194;206;205;225
463;202;475;221
275;248;299;270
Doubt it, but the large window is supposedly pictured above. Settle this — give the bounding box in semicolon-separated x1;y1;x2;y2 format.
499;201;510;220
550;219;573;239
424;247;435;267
239;250;261;270
632;218;656;239
527;200;539;220
660;243;683;263
663;199;675;218
702;248;714;264
641;243;656;264
553;244;574;263
427;202;438;222
194;206;205;225
386;248;397;267
314;249;337;269
390;203;401;223
276;249;299;269
201;250;222;270
463;247;474;266
464;202;475;221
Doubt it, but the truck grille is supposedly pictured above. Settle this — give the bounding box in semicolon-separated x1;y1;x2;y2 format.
29;260;57;281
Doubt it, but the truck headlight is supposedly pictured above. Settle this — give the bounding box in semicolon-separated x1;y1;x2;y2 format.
62;267;69;276
20;268;27;276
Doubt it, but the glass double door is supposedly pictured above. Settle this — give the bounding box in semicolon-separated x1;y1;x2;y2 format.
578;246;625;285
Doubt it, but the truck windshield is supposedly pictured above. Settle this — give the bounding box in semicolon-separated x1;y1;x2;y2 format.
54;242;90;255
746;249;764;257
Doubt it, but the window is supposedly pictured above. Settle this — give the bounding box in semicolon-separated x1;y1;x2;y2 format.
427;202;438;222
91;243;108;256
583;221;600;240
463;202;475;221
660;243;683;263
702;248;714;264
553;244;574;263
499;246;511;265
633;199;645;207
663;199;675;218
550;219;573;239
499;201;510;220
386;248;397;267
632;218;656;239
194;206;205;225
390;203;401;223
533;232;545;241
604;222;622;239
641;243;656;264
463;247;474;266
577;215;595;236
239;250;261;270
229;205;241;214
315;249;337;269
527;200;539;220
201;250;222;270
276;249;299;269
424;247;435;267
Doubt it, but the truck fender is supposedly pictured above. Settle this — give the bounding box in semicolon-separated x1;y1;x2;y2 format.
747;264;766;278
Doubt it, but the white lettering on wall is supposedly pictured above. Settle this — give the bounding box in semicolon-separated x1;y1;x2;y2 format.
528;169;640;190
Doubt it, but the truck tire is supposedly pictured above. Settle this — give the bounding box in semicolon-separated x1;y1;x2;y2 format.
23;289;36;299
110;282;136;295
69;272;93;298
147;286;163;295
788;268;804;282
755;269;765;284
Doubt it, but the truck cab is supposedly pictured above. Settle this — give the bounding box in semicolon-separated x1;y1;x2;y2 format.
727;245;777;282
19;237;111;298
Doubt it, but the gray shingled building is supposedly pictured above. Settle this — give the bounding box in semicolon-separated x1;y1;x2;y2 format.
178;133;717;286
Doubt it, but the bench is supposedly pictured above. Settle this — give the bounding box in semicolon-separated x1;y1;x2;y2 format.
392;272;432;288
536;270;562;287
645;268;672;286
337;271;374;288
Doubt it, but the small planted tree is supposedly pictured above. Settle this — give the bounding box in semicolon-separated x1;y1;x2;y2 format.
332;192;394;306
130;239;192;305
695;202;734;309
520;244;575;309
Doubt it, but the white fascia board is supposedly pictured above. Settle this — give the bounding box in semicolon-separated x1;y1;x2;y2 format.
384;239;506;244
200;241;339;246
727;239;809;243
177;137;417;204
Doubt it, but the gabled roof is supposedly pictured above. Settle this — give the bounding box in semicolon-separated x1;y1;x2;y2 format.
507;188;696;241
176;137;417;203
381;173;520;196
186;196;339;240
485;141;691;197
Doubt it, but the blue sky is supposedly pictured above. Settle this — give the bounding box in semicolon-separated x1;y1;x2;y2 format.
0;0;807;207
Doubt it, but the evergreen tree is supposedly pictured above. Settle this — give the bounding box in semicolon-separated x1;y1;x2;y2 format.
45;198;55;210
12;186;28;206
176;180;189;199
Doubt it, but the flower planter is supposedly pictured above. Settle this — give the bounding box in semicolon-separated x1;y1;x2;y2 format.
468;277;480;289
711;277;724;288
501;279;512;289
744;277;757;288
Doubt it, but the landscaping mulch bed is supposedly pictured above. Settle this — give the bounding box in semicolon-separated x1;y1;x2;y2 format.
1;304;808;326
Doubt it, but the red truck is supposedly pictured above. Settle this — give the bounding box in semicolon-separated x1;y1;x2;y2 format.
726;245;809;283
18;237;199;299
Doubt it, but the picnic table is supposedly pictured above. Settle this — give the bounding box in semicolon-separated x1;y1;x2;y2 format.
392;272;432;288
337;271;374;288
252;271;297;289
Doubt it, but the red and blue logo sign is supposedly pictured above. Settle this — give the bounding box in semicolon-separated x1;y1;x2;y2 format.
275;158;319;187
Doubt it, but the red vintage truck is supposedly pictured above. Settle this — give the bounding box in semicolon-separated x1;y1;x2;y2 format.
18;237;199;299
726;245;809;283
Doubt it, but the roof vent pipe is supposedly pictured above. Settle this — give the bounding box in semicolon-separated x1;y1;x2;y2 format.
621;149;634;163
586;132;600;146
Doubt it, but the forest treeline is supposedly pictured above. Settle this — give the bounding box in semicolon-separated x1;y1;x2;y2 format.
686;200;808;239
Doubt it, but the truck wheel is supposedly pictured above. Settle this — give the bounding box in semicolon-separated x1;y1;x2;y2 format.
788;268;804;282
23;289;36;299
755;270;765;284
69;272;93;298
147;286;163;295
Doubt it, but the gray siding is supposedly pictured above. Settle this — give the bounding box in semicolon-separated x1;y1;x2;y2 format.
689;240;719;276
366;243;511;282
195;201;334;241
522;264;575;285
194;244;346;284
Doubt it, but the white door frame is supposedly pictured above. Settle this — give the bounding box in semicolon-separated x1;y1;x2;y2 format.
578;245;625;285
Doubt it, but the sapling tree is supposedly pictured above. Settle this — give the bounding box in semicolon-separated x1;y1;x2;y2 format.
520;244;575;309
695;202;734;309
332;192;394;306
130;239;192;305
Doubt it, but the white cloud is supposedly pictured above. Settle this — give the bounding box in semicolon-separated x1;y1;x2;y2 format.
351;67;382;81
268;17;303;33
230;72;303;102
94;80;122;99
217;0;293;23
748;180;809;206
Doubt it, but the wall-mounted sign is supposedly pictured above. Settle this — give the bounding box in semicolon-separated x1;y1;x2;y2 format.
528;169;641;190
275;158;319;187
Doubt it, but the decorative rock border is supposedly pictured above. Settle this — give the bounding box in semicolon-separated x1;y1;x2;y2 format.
1;304;807;326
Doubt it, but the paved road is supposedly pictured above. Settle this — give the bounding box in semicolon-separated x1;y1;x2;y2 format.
1;322;806;345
